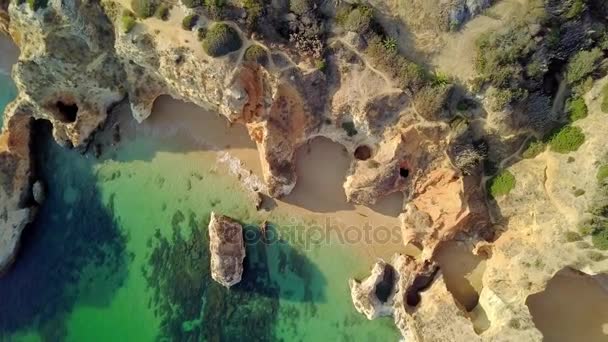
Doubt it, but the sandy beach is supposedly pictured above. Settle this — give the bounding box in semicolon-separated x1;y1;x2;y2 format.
136;95;408;262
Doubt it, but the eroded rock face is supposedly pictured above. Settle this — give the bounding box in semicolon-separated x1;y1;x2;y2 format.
349;260;396;320
0;104;35;274
392;254;479;341
344;125;449;205
8;0;125;147
400;168;490;259
208;212;245;288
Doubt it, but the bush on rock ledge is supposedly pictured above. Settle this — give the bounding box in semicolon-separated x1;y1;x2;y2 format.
202;23;242;57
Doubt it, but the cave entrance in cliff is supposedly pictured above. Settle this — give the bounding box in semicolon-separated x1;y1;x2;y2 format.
55;101;78;123
526;267;608;342
354;145;372;161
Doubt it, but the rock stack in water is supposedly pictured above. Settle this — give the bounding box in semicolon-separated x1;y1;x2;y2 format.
208;212;246;288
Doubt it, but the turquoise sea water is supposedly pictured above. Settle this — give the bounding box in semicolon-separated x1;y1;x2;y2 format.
0;72;17;127
0;97;399;341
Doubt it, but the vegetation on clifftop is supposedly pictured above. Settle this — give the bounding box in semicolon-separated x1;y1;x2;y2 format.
244;44;268;65
566;97;588;122
131;0;156;19
182;14;198;31
488;170;516;198
602;83;608;113
121;10;137;34
549;125;586;153
202;22;242;57
522;139;546;159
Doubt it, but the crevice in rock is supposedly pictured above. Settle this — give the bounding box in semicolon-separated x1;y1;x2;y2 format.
405;262;439;307
399;168;409;178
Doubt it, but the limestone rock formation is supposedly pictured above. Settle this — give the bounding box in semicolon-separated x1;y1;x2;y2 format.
349;259;396;320
208;212;246;288
351;254;483;341
400;168;490;259
8;0;125;147
0;103;35;274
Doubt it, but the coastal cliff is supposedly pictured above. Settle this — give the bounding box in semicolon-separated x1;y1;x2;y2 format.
0;0;607;340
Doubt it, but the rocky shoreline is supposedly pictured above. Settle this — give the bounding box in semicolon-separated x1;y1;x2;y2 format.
0;0;607;340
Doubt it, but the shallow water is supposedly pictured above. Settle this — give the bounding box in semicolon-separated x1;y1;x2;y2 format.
0;96;400;340
0;35;18;128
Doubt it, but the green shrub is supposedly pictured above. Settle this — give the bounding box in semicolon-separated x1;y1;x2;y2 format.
601;83;608;113
341;121;358;137
475;23;535;89
487;87;517;111
573;188;585;197
26;0;47;11
365;36;427;92
566;97;588;122
315;59;326;72
566;48;603;85
522;139;546;159
565;0;585;19
565;231;582;242
591;227;608;250
549;125;585;153
431;72;450;87
572;77;594;97
242;0;263;26
488;170;516;197
182;14;199;30
243;44;268;65
154;3;170;20
202;22;243;57
181;0;202;8
197;27;207;41
131;0;156;18
122;11;137;33
383;37;398;52
597;165;608;183
340;5;374;33
289;0;310;15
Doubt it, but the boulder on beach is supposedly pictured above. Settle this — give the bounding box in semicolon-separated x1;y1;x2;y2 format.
208;212;246;288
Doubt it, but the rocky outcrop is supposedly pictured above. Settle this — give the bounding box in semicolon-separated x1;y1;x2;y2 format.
0;103;35;274
208;212;245;288
400;168;490;259
352;254;483;341
344;125;449;205
349;259;396;320
8;0;125;147
392;254;480;341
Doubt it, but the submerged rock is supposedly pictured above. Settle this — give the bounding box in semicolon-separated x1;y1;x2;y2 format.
32;180;45;204
208;212;246;288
